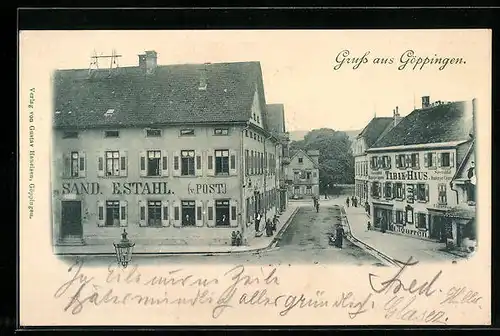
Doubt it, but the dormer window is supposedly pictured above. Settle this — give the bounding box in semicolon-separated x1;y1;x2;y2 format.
180;128;195;136
104;130;120;138
62;131;78;139
214;128;229;136
146;128;162;137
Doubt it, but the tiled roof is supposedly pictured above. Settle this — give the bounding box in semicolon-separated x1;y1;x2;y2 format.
266;104;286;134
53;61;267;129
357;117;394;148
371;101;472;148
290;149;319;169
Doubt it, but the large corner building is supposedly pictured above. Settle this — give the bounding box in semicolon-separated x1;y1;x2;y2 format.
52;50;290;251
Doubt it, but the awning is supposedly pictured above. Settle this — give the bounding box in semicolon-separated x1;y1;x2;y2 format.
444;204;476;220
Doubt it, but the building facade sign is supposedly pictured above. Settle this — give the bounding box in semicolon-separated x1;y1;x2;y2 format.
369;169;453;182
187;182;227;195
61;181;173;195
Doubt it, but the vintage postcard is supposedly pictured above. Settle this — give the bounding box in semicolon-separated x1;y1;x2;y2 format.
19;29;491;326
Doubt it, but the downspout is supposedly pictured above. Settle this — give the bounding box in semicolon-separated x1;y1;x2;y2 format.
449;148;460;204
240;122;249;244
263;135;267;224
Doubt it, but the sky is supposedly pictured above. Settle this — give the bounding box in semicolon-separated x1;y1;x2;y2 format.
21;30;490;131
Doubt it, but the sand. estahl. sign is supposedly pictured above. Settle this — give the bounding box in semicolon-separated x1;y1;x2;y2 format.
60;181;173;195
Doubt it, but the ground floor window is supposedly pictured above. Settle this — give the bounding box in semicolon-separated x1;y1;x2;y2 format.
182;200;196;226
395;210;404;225
294;186;300;193
106;200;120;227
305;186;312;195
148;200;162;227
216;200;230;226
416;212;427;229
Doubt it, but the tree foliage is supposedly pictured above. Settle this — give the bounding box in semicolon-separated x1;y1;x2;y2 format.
289;128;354;192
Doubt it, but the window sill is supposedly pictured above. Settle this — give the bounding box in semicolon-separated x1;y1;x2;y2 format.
416;200;428;204
101;175;127;178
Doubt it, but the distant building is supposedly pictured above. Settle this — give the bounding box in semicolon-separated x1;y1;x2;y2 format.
51;50;289;252
353;110;400;205
286;149;320;199
365;96;475;244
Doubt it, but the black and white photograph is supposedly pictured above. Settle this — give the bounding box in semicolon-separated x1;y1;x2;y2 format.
20;28;491;326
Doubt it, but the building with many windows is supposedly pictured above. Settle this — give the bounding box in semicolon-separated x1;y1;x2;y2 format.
353;111;399;206
52;51;289;251
365;96;475;243
286;149;320;199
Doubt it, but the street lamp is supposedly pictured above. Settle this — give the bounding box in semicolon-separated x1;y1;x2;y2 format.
113;229;135;268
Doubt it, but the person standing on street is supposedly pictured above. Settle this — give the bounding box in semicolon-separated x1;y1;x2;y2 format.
255;212;261;233
346;197;350;208
315;200;320;213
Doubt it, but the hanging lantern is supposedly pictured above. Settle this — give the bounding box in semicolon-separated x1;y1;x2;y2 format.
113;229;135;268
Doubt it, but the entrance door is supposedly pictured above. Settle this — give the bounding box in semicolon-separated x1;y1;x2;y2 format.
61;201;82;239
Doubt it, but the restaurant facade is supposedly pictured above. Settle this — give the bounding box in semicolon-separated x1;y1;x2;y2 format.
52;51;289;251
365;97;476;242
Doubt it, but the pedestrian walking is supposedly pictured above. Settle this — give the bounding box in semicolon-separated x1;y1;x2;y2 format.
315;201;319;213
346;197;350;207
353;197;358;207
265;218;273;237
272;215;279;232
365;201;369;214
367;220;371;231
255;212;261;233
335;224;345;248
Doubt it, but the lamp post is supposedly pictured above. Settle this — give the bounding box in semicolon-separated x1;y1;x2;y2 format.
113;229;135;268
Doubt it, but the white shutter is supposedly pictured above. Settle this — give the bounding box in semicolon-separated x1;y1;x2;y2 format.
195;200;204;227
387;156;392;169
424;153;429;168
97;200;105;227
207;151;215;176
139;151;147;177
206;199;215;227
172;200;181;228
78;151;86;178
415;212;420;227
119;200;128;227
432;153;437;169
425;184;430;202
392;210;397;224
229;149;237;176
139;200;147;227
161;200;170;227
450;152;455;167
173;151;181;177
120;150;128;177
97;151;104;177
437;153;442;167
161;150;169;176
230;199;238;228
195;151;203;176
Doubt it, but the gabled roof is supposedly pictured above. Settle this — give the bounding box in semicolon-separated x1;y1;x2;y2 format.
357;117;394;148
452;139;475;181
53;61;268;129
289;149;319;169
266;104;286;134
371;101;472;149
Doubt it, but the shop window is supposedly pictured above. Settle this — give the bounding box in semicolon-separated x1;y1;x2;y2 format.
215;150;230;175
147;201;162;227
104;130;119;138
215;200;230;226
438;183;447;205
416;213;427;229
214;128;229;136
181;201;196;226
146;150;161;176
62;131;78;139
181;150;195;176
105;201;120;227
416;183;429;202
105;151;120;176
180;129;195;136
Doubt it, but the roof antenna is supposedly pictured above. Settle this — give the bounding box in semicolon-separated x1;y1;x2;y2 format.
373;102;377;118
88;49;122;77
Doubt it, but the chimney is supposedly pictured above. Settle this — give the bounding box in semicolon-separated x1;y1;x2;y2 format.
138;50;157;74
393;106;402;126
421;96;430;109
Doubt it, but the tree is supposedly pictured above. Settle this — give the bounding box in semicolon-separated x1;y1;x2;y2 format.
289;128;354;193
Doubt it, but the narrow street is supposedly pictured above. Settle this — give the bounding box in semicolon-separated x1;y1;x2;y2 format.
61;204;382;267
